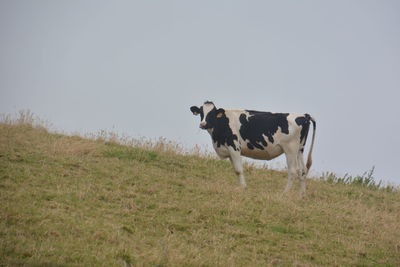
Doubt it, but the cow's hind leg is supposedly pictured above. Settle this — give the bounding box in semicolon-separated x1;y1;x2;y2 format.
297;150;307;196
229;152;246;187
283;143;302;194
283;149;298;193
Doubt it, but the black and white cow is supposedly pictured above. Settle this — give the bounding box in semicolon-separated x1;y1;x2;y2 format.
190;101;316;195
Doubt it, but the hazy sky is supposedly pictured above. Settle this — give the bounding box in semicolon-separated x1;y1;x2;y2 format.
1;1;399;184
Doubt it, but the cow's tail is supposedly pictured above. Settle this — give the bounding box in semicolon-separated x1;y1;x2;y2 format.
305;116;316;175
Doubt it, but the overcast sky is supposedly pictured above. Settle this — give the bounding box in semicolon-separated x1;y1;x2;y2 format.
1;1;399;185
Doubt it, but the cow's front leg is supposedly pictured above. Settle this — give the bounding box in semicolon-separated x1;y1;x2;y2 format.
229;151;246;187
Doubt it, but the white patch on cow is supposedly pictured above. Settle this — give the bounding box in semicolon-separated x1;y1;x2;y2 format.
201;102;215;125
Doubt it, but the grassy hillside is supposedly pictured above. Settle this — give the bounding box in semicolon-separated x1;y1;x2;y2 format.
1;121;399;266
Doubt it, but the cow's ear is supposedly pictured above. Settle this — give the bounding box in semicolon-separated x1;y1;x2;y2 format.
190;106;201;116
216;108;225;118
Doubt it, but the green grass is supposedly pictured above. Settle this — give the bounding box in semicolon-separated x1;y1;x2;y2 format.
1;119;400;266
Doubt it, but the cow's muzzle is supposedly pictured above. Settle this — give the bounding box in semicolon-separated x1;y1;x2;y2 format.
199;122;207;129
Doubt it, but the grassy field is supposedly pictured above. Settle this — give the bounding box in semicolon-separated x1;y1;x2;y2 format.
1;119;400;266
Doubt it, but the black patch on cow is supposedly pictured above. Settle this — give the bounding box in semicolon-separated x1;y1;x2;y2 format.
247;143;254;150
211;115;239;151
239;111;289;150
190;106;200;114
190;106;201;116
202;106;217;129
194;105;238;150
190;106;205;121
295;114;311;145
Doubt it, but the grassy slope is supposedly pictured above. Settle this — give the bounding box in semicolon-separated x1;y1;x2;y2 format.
0;123;399;267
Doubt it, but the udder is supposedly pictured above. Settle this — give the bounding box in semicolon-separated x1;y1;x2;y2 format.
241;145;284;160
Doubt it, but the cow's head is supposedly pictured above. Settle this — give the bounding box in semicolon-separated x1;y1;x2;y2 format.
190;101;225;130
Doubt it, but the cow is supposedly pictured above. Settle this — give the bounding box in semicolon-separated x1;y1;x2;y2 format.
190;101;316;195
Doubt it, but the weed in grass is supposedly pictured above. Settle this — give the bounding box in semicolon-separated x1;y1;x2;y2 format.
320;166;397;192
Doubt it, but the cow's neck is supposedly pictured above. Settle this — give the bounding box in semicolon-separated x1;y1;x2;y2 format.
210;117;239;150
